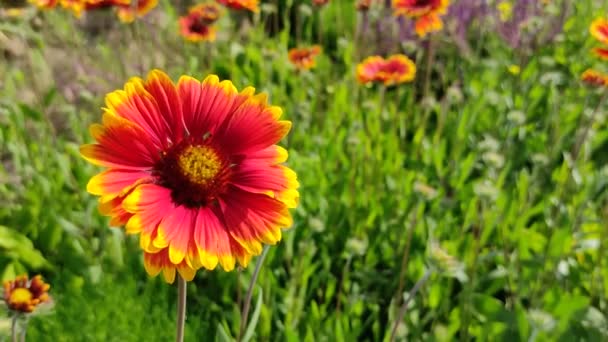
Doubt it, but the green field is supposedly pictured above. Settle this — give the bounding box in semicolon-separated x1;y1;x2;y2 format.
1;0;608;340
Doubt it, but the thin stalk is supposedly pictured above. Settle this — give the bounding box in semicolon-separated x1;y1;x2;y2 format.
238;246;270;342
395;216;417;308
571;90;608;162
389;270;432;342
175;275;187;342
11;315;18;342
423;35;436;100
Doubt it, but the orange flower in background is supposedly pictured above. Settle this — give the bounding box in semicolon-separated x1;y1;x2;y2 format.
189;2;222;25
29;0;59;9
3;275;51;313
179;7;217;42
357;54;416;86
81;70;299;283
84;0;130;10
592;47;608;61
313;0;329;6
288;45;322;70
590;18;608;45
217;0;258;12
60;0;85;17
581;69;608;87
392;0;449;37
115;0;158;23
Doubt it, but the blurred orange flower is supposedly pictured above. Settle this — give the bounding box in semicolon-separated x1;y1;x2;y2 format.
179;5;218;42
590;18;608;45
217;0;258;12
357;54;416;86
3;275;51;314
288;45;322;70
392;0;449;37
29;0;59;9
592;47;608;61
581;69;608;87
356;0;373;11
188;2;222;25
115;0;158;22
313;0;329;6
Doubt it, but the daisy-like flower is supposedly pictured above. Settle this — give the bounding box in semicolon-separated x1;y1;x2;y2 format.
590;17;608;45
179;6;217;42
3;275;51;313
357;54;416;86
581;69;608;87
288;45;322;70
216;0;258;13
29;0;59;9
189;2;222;25
115;0;158;23
592;47;608;61
80;70;299;283
392;0;449;37
60;0;85;17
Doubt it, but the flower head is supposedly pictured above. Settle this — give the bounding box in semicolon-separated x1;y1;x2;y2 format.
60;0;85;17
179;6;217;42
356;0;373;11
3;275;51;313
590;17;608;45
81;70;299;283
392;0;449;37
84;0;130;10
29;0;59;9
592;47;608;61
216;0;258;12
288;45;322;70
357;54;416;86
189;2;222;25
115;0;158;23
313;0;329;6
581;69;608;88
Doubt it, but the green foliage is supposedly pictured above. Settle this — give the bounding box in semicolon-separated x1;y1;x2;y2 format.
1;0;608;341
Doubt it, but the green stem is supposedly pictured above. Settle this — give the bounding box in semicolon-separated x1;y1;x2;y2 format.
239;245;270;342
175;275;187;342
389;270;432;342
11;315;18;342
571;90;608;162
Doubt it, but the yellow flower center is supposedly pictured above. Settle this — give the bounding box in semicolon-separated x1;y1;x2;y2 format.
9;288;32;304
178;145;222;186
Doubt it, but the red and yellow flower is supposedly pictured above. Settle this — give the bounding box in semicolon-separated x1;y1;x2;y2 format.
81;70;299;283
288;45;322;70
357;54;416;86
392;0;449;37
313;0;329;6
581;69;608;87
3;275;51;313
29;0;59;9
115;0;158;23
179;5;218;42
592;47;608;61
60;0;85;17
216;0;258;13
590;17;608;45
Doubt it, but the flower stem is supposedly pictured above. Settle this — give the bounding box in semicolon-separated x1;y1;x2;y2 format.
388;269;432;342
11;315;18;342
239;245;270;342
571;90;608;162
175;275;187;342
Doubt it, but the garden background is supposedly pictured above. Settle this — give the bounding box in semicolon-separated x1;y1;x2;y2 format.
1;0;608;340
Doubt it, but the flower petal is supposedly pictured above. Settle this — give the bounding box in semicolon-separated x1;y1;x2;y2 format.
230;159;299;208
220;186;293;255
144;249;196;284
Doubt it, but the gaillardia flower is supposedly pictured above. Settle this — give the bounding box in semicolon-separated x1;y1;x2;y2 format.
179;7;217;42
81;70;299;283
29;0;59;9
288;45;322;70
592;47;608;61
392;0;449;37
3;275;51;313
60;0;85;17
313;0;329;6
357;54;416;86
115;0;158;23
590;17;608;45
217;0;258;13
581;69;608;87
